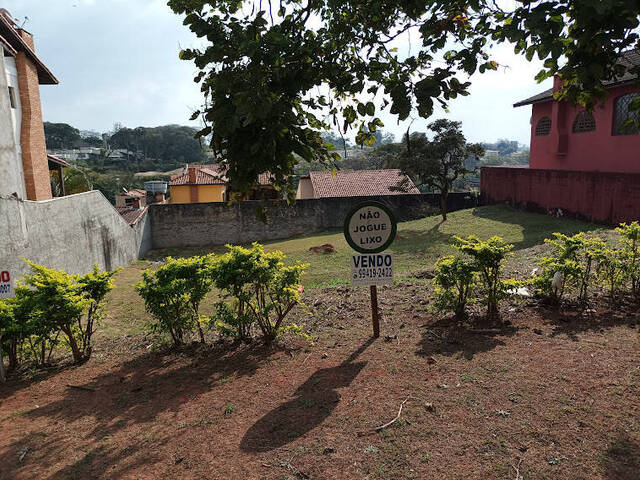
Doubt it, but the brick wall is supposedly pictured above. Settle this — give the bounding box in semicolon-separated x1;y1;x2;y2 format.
15;29;51;201
480;166;640;225
149;193;476;249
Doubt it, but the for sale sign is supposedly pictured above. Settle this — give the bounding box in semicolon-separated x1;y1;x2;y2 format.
351;253;393;286
0;270;14;299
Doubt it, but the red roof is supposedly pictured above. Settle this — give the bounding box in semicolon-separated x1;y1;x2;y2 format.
122;189;146;198
116;206;147;226
307;169;419;198
0;12;58;85
169;165;225;186
169;164;273;187
47;154;70;168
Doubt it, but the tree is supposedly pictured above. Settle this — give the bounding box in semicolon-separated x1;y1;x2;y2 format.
394;119;484;221
169;0;640;199
44;122;81;149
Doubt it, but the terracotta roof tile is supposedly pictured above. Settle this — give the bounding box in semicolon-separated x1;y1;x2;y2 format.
308;169;419;198
116;206;148;226
169;164;273;186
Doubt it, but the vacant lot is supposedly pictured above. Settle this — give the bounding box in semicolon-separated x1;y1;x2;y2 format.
1;206;638;480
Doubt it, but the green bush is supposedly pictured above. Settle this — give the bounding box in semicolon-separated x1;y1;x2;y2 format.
0;261;117;369
595;246;627;301
431;255;475;318
454;235;513;322
136;256;214;346
210;244;308;345
534;233;603;303
617;222;640;298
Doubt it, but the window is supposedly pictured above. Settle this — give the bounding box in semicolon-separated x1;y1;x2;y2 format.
572;111;596;133
7;86;16;109
612;93;640;136
535;116;552;136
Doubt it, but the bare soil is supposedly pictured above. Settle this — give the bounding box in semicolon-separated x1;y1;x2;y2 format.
1;282;639;480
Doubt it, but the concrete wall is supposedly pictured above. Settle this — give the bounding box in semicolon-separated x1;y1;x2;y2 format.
0;190;151;279
0;47;26;200
149;193;476;249
480;166;640;225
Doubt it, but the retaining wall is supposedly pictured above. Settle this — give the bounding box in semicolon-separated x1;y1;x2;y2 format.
0;190;151;278
149;193;475;249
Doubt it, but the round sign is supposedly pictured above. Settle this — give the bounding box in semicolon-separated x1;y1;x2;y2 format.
344;201;397;253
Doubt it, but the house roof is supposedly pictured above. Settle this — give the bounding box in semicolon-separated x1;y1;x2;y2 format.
169;164;274;187
0;12;58;85
514;50;640;108
307;169;420;198
169;165;225;186
47;154;70;168
121;189;146;198
116;206;148;226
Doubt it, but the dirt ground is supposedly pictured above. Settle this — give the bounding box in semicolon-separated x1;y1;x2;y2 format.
1;282;639;480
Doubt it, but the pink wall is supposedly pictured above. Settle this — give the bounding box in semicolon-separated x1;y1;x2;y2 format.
529;83;640;173
481;166;640;224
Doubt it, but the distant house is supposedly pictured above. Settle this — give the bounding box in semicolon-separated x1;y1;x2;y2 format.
296;169;420;200
0;9;61;201
481;50;640;224
169;164;277;204
115;189;147;208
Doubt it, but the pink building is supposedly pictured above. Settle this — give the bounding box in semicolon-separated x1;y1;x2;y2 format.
482;50;640;224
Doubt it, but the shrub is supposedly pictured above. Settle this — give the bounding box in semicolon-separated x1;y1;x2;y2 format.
15;261;117;365
595;246;627;301
616;222;640;298
136;256;214;346
431;255;475;318
454;235;513;322
211;244;307;345
210;245;261;341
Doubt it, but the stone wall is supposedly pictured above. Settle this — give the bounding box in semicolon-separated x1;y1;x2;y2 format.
149;193;475;249
0;190;151;279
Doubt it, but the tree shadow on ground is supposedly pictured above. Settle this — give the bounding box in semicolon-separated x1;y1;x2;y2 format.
534;302;638;341
416;314;519;360
0;342;278;480
393;221;454;253
472;205;601;250
602;433;640;480
240;338;374;453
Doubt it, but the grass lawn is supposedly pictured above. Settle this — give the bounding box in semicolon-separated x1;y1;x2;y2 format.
103;205;602;338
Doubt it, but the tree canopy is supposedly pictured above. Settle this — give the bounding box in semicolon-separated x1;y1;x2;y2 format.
44;122;82;149
393;119;484;220
169;0;640;200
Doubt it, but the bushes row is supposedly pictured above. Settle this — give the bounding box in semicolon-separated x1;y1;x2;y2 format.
432;222;640;321
136;243;308;346
533;222;640;304
0;262;117;374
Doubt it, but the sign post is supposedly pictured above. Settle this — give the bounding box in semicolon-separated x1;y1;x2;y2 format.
344;201;397;338
0;269;12;383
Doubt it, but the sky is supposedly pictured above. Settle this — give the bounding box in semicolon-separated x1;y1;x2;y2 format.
4;0;552;145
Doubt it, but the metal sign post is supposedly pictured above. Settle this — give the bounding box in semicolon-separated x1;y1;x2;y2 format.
344;201;397;338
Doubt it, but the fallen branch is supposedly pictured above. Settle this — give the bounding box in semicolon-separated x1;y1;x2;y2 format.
375;397;410;432
512;457;524;480
66;384;95;392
